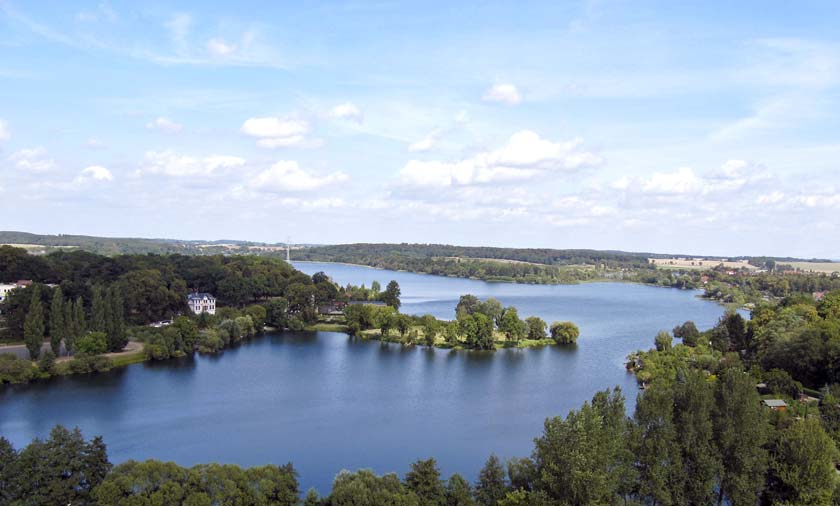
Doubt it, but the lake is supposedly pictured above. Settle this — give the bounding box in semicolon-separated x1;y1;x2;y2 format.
0;262;730;493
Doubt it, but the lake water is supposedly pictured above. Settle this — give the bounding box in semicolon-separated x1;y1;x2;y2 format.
0;262;730;493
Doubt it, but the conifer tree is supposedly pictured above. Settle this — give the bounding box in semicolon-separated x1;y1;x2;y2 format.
73;296;86;341
106;286;126;352
23;286;45;361
63;300;75;353
49;287;65;356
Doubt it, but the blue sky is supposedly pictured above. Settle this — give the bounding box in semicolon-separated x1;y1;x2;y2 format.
1;1;839;258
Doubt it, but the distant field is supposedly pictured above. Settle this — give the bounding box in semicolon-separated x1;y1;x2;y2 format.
649;258;757;270
780;262;840;274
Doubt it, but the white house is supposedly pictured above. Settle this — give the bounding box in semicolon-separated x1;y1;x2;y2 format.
187;292;216;315
0;280;33;304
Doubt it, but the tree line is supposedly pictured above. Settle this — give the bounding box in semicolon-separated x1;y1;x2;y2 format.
343;293;579;350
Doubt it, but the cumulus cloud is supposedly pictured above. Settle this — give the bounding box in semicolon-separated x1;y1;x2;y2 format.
397;130;602;188
240;117;312;148
482;84;522;105
9;147;55;172
207;38;237;57
141;150;245;176
146;116;183;133
79;165;113;181
642;167;703;195
0;119;9;141
408;128;442;152
329;102;363;122
249;161;348;192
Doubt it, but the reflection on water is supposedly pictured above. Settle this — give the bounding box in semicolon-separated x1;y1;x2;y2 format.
0;263;730;494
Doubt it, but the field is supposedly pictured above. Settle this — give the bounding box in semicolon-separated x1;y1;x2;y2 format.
780;262;840;274
649;258;757;270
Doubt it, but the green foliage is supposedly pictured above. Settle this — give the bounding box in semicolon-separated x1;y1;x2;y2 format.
524;317;547;340
474;455;507;506
549;321;579;345
654;330;673;351
405;458;445;506
533;388;629;505
766;418;839;505
244;304;267;328
445;474;475;506
66;354;114;374
24;285;45;360
37;349;56;375
0;353;38;383
1;425;111;506
672;320;700;347
49;286;65;356
329;469;420;506
93;460;300;506
497;307;526;344
382;280;402;309
75;332;108;355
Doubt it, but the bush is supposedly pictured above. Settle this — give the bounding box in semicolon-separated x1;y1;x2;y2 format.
654;330;673;352
0;353;38;383
75;332;108;355
37;350;56;375
197;329;224;354
550;321;580;345
66;355;113;374
287;316;305;331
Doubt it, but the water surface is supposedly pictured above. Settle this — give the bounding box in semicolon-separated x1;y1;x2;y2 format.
0;262;728;493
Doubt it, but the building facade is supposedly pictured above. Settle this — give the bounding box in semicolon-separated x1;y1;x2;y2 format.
187;292;216;315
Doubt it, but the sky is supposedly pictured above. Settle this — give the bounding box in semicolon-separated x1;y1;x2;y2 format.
1;1;839;258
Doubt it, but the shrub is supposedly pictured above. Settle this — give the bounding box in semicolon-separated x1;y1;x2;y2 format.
75;332;108;355
37;350;56;375
0;353;38;384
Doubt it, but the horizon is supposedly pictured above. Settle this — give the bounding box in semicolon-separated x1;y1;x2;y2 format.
1;1;839;257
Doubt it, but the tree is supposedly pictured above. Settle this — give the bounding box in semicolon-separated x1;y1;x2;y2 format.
49;286;65;356
469;313;495;350
533;389;628;505
634;384;683;506
265;298;289;328
91;285;107;333
304;488;322;506
380;311;395;338
654;330;673;352
24;285;45;360
396;314;412;339
405;458;445;506
456;295;481;319
8;425;110;506
106;285;126;352
549;321;579;345
524;317;547;340
475;455;507;506
671;371;719;505
420;315;440;346
497;307;526;344
713;368;769;505
63;298;76;354
673;321;700;347
766;418;840;505
370;280;382;299
382;280;402;309
73;296;86;340
445;474;475;506
817;290;840;320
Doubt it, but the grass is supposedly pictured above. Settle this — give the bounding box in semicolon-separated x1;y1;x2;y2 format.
304;323;350;332
110;350;147;367
779;261;840;274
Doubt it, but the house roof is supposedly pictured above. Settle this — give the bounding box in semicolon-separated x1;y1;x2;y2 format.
763;399;787;408
187;292;215;301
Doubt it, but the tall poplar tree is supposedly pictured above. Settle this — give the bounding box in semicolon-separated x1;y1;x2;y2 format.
49;287;65;356
23;286;45;361
105;286;126;352
63;299;76;354
91;285;106;333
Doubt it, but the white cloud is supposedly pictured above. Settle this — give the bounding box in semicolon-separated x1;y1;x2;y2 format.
241;117;312;148
0;119;9;141
329;102;363;123
165;13;192;54
207;38;237;57
146;116;183;133
86;137;104;149
397;130;602;187
408;128;442;152
482;84;522;105
79;165;113;181
249;161;348;192
9;147;55;172
756;191;785;205
641;167;703;195
141;150;245;176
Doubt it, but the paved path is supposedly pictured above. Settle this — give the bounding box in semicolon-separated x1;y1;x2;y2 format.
0;341;143;361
